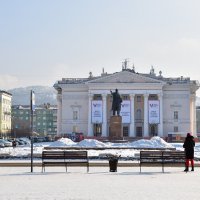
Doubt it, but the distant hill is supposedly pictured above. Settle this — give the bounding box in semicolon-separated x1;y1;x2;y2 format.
7;86;200;106
8;86;57;105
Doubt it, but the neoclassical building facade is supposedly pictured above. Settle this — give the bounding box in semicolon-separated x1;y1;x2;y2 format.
54;67;199;139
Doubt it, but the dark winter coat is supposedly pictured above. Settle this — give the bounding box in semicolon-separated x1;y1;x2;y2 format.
183;135;195;159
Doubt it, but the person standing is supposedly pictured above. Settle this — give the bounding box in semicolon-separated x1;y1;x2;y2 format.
183;133;195;172
12;139;17;148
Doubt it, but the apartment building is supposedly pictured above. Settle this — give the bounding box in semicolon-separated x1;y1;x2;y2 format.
0;90;12;138
12;104;57;137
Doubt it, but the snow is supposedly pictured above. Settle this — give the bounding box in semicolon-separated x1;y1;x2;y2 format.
0;166;200;200
78;139;107;147
129;136;174;148
0;136;200;159
1;136;200;199
49;137;76;147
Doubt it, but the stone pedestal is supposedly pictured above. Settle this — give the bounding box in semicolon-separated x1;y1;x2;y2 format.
109;116;122;139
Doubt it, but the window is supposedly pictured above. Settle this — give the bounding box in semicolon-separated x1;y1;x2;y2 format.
73;126;78;132
174;111;178;121
174;126;178;132
94;124;102;137
73;111;78;120
122;95;128;100
123;126;129;137
136;127;142;137
136;96;142;102
136;109;142;119
93;95;102;100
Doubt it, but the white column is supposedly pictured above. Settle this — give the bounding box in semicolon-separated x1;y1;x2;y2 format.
144;94;149;138
102;94;107;137
129;94;135;137
190;94;197;137
193;95;197;137
158;93;163;137
57;93;62;136
88;94;93;136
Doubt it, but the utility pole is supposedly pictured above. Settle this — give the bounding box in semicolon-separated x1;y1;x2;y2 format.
30;90;35;173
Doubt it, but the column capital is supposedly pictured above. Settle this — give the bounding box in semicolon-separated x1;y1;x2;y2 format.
130;94;135;99
190;94;196;100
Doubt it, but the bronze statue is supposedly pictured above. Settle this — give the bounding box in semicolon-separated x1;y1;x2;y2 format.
110;89;122;116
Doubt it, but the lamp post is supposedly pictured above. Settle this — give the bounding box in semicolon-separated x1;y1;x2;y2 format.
30;90;35;173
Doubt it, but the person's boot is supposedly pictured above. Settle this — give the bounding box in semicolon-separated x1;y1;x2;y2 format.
191;166;194;171
184;166;188;172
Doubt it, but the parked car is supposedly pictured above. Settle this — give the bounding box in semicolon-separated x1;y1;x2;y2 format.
19;137;31;145
15;138;26;145
0;140;5;147
0;139;12;147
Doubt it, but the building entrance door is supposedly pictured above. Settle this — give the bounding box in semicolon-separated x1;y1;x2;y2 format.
94;124;102;137
150;124;158;136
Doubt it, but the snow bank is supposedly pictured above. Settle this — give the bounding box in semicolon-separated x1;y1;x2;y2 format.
78;139;107;147
46;137;174;148
49;138;76;147
130;136;174;148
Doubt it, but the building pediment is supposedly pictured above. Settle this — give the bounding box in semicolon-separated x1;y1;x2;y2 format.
87;70;165;84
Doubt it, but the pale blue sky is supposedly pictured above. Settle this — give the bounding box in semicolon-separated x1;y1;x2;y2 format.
0;0;200;95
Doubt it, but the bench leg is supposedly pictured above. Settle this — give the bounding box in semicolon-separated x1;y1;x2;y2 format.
87;163;89;173
162;163;164;173
42;164;45;173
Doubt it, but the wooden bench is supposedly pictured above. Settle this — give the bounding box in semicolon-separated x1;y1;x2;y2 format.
64;150;89;172
140;150;185;173
42;150;89;172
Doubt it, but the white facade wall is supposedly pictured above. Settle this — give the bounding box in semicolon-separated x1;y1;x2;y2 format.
61;88;89;135
54;70;199;138
163;92;191;136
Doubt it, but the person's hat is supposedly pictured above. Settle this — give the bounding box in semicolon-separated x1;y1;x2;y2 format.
187;133;192;137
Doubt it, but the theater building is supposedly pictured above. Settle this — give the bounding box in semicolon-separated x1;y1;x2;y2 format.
54;66;199;139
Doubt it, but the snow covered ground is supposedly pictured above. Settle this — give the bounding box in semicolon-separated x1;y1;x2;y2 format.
1;136;200;159
1;137;200;200
0;166;200;200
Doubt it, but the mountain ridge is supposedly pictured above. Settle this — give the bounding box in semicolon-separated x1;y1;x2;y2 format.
8;86;57;105
7;86;200;106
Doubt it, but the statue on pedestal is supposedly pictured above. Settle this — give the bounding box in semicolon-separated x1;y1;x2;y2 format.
110;89;122;116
